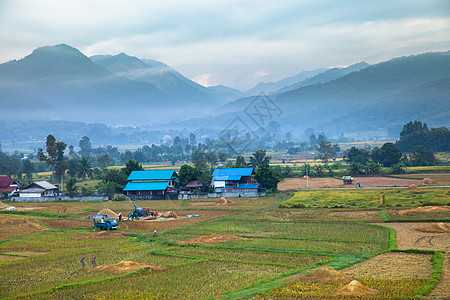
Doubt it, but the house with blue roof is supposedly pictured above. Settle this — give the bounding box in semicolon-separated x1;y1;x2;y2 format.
212;168;260;193
123;170;178;199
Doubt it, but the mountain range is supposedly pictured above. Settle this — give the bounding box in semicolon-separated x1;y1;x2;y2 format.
0;44;449;138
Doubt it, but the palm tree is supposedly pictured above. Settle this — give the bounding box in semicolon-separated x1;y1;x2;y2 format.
77;157;94;179
249;149;271;168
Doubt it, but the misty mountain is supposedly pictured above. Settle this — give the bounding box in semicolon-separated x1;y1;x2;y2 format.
92;53;228;105
275;62;369;94
0;44;221;125
206;85;246;102
176;51;450;135
245;68;326;95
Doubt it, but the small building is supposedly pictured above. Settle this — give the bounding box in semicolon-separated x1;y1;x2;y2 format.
19;181;59;198
212;168;259;192
342;176;354;184
0;177;22;196
123;170;178;199
182;180;202;193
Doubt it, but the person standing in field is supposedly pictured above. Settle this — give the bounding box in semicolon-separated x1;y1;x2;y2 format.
118;213;122;222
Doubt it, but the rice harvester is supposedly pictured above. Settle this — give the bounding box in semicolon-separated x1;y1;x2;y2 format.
128;200;157;220
90;214;118;230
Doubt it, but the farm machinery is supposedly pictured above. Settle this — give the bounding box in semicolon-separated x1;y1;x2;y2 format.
128;200;157;220
90;214;118;230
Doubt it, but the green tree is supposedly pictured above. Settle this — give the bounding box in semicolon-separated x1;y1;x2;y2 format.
363;162;382;175
235;155;247;167
316;141;336;165
373;142;402;167
22;159;35;182
79;136;92;157
38;135;66;182
96;154;111;169
77;157;94;179
249;149;271;168
411;146;436;166
66;177;77;197
255;165;282;192
122;159;144;177
345;147;370;164
178;165;200;186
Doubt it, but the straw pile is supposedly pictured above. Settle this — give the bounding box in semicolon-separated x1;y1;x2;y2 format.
298;266;353;284
333;280;378;296
93;261;166;274
216;197;235;206
98;209;119;219
416;222;450;233
160;211;177;218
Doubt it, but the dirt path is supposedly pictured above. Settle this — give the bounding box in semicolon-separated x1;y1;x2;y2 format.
375;222;450;251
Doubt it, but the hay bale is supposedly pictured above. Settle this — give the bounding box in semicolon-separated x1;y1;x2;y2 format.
416;222;450;233
93;261;166;274
98;209;119;219
422;178;439;185
407;184;421;190
299;266;353;284
160;211;177;219
217;197;235;206
333;280;378;296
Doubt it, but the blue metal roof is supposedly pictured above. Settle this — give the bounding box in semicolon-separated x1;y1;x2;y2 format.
123;181;169;191
212;175;242;181
212;168;253;177
127;170;176;181
236;183;259;189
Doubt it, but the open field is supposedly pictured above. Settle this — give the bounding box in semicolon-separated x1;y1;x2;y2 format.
281;188;450;209
1;190;449;299
278;175;435;190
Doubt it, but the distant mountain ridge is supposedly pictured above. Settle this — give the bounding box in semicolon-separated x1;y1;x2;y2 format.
176;51;450;135
245;68;326;95
275;62;369;94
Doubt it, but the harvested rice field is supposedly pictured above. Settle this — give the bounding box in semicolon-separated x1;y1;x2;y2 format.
1;190;448;299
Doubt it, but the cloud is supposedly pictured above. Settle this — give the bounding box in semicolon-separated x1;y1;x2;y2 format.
0;0;449;89
192;73;212;87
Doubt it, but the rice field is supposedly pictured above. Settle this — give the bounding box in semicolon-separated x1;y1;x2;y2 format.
1;189;447;299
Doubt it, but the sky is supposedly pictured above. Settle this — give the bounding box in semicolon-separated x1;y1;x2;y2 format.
0;0;449;90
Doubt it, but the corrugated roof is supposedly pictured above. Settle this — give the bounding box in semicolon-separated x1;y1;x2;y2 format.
0;177;19;188
20;188;45;193
212;168;254;177
123;181;169;191
212;175;242;181
34;181;58;190
127;170;176;181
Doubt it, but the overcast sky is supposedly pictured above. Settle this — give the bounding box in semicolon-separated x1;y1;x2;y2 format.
0;0;449;90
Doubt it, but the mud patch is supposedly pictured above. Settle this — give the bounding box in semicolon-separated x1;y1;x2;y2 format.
42;218;92;229
93;260;166;274
398;206;450;216
416;222;450;233
0;219;48;239
178;234;245;245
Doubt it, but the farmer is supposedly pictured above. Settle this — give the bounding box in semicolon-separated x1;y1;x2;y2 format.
118;213;122;222
153;230;157;237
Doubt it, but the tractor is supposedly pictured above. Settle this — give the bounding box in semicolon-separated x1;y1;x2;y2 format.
127;200;157;220
90;214;118;230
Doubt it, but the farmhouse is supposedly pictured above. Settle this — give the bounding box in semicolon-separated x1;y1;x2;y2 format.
123;170;178;199
212;168;260;192
19;181;59;198
0;177;22;196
